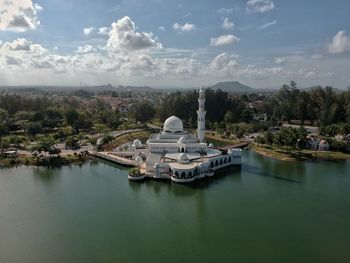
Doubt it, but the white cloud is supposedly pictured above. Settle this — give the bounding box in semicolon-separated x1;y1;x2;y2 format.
328;30;350;54
208;52;238;76
210;34;240;46
107;16;162;51
0;32;346;88
3;38;31;50
75;45;98;54
83;27;96;36
34;3;43;11
246;0;275;13
98;27;109;35
311;54;323;59
5;55;21;65
84;26;109;36
0;0;41;32
259;20;277;29
217;8;234;14
274;57;285;65
173;22;196;32
158;26;165;31
222;18;234;29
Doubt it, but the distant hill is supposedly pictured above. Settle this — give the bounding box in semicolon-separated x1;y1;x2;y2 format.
209;81;254;93
117;85;153;92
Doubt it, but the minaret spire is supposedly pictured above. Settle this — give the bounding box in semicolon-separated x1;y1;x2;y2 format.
197;87;206;142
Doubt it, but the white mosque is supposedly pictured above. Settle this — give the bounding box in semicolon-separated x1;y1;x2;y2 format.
130;88;242;183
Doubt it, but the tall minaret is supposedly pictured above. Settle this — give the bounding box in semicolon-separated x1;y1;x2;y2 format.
197;87;206;142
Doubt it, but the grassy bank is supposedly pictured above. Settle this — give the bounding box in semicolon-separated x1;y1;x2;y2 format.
205;133;240;147
251;143;350;161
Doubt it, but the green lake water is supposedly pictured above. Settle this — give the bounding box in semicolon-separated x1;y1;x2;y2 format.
0;151;350;263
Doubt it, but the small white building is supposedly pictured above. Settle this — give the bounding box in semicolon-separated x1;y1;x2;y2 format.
132;87;242;183
318;140;330;151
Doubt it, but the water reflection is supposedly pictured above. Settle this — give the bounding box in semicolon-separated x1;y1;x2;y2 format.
128;166;242;196
188;166;242;190
32;166;61;184
243;163;301;183
244;150;305;183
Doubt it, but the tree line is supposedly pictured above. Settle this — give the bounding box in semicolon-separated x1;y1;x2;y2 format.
155;82;350;130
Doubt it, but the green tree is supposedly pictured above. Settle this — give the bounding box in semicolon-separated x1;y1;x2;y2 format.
264;130;274;145
273;131;283;147
132;101;155;123
241;109;252;123
25;122;42;137
64;109;79;131
65;136;79;149
36;135;56;156
297;126;308;147
94;123;110;135
224;111;235;124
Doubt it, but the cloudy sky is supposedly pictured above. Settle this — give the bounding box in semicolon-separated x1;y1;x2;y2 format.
0;0;350;89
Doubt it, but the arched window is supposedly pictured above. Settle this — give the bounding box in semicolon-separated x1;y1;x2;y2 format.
175;171;179;177
181;172;185;178
181;148;184;153
228;156;231;162
220;159;223;165
215;160;218;166
224;157;227;164
188;171;192;177
210;161;213;168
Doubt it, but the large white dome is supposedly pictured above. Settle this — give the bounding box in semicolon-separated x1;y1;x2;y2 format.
163;115;183;133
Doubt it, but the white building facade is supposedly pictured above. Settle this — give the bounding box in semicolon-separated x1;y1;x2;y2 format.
135;88;241;183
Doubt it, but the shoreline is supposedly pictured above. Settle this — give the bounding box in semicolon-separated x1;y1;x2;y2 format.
251;143;350;162
0;153;95;168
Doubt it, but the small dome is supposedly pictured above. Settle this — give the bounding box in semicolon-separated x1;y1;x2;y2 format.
177;136;187;144
208;143;214;148
132;139;142;148
163;115;183;133
177;153;189;163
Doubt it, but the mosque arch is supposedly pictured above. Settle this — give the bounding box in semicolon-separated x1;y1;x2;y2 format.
181;172;185;178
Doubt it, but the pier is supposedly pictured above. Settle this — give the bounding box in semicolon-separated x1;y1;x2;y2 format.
90;151;137;166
